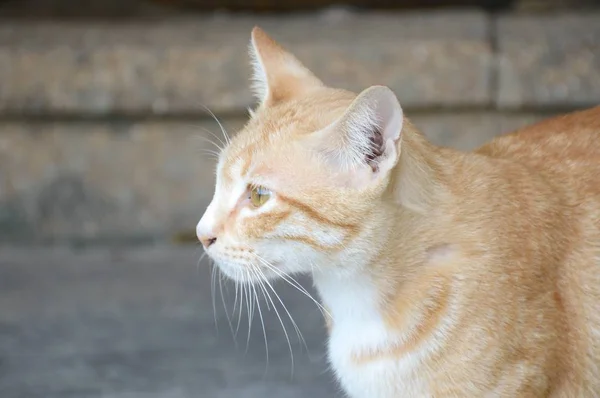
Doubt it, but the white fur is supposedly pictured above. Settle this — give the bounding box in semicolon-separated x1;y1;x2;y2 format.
313;266;452;398
196;158;246;239
248;37;269;104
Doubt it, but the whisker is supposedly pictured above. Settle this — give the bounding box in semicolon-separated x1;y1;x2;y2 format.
184;121;227;151
275;292;309;355
218;269;237;347
253;262;309;356
235;272;246;337
253;265;295;378
266;269;328;319
233;274;240;319
198;148;221;158
210;262;219;333
259;277;272;312
197;251;207;274
245;276;255;354
192;134;224;152
199;126;227;149
200;104;231;146
248;269;269;375
252;253;330;318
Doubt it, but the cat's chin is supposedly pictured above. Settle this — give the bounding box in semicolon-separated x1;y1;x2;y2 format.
212;260;283;284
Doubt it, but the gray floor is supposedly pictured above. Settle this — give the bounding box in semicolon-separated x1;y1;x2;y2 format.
0;246;340;398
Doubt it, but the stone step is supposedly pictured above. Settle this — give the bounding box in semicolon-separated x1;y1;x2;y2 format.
0;112;548;243
496;13;600;109
2;11;494;115
2;11;599;116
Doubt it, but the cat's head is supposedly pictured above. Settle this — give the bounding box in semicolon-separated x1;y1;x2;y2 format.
197;27;405;283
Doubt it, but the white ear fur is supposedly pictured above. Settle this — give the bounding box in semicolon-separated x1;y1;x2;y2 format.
248;26;323;106
248;33;269;104
310;86;403;181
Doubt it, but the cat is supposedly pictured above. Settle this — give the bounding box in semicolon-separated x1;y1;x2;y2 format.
197;26;600;397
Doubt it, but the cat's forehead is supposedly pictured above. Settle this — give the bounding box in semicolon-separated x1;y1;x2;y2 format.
219;125;308;186
216;126;322;193
220;108;319;173
217;90;356;187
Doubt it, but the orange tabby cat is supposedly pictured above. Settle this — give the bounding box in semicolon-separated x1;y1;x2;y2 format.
197;26;600;397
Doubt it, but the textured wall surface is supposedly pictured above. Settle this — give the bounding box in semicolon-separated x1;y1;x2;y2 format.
1;10;599;243
0;12;494;114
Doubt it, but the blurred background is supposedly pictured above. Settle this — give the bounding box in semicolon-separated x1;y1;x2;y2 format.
1;0;599;397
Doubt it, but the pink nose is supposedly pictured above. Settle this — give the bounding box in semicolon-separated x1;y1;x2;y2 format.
198;234;217;248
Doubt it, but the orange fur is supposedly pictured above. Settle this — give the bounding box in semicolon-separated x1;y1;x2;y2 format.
198;27;600;397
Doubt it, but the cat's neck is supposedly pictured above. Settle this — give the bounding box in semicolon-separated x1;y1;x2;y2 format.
312;120;457;346
312;208;417;346
312;213;452;359
313;262;394;350
392;119;456;213
313;266;383;324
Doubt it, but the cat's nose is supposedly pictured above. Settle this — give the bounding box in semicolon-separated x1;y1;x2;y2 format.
198;234;217;248
197;204;219;248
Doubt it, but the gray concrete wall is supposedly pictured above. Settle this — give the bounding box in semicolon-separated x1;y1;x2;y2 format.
1;10;599;243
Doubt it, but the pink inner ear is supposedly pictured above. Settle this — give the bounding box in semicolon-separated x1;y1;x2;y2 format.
303;87;403;176
366;128;384;172
343;87;403;169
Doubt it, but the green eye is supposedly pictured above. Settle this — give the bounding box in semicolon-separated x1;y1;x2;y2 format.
250;185;271;207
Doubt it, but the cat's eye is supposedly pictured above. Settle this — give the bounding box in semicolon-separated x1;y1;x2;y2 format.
249;185;271;207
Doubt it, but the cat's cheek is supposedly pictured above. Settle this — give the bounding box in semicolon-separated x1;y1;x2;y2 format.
278;245;323;274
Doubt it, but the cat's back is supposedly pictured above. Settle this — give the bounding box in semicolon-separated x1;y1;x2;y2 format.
476;106;600;395
476;106;600;198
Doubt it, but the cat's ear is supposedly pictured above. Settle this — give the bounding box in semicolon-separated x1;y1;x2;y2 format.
249;26;323;106
309;86;403;188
